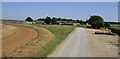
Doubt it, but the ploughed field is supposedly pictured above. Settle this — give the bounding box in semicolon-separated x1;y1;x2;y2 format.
2;24;38;56
2;24;75;57
2;24;18;39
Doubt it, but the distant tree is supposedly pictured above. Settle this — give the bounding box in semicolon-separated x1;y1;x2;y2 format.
62;18;66;21
57;18;62;21
76;20;79;22
45;16;51;24
51;17;57;24
79;20;83;25
70;19;72;21
88;15;104;29
25;17;33;21
104;22;110;28
37;18;45;21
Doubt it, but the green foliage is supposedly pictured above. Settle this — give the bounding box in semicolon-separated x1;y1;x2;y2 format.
76;24;81;27
79;20;83;25
61;23;73;25
51;17;57;24
32;25;75;57
37;18;45;21
88;15;104;29
104;22;110;28
110;27;120;36
115;44;120;47
25;17;33;21
45;16;51;24
57;18;62;21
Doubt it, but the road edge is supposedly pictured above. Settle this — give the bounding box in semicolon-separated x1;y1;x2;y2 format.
47;27;77;57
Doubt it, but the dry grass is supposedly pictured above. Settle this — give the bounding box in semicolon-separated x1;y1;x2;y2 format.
111;24;120;29
2;24;18;39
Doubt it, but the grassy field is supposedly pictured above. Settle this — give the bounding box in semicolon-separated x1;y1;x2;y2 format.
110;24;120;29
32;25;75;57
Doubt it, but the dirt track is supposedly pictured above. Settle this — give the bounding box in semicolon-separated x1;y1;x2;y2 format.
50;27;118;57
2;24;38;54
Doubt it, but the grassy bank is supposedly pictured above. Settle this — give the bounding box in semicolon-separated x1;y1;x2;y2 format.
32;25;75;57
110;24;120;36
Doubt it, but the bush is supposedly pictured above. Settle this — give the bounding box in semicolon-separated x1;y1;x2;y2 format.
104;22;110;28
52;22;60;25
110;28;120;36
61;23;73;25
76;24;81;27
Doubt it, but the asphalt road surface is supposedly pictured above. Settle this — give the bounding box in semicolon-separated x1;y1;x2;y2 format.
55;28;90;57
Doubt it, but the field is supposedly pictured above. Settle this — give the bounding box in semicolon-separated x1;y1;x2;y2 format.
110;24;120;29
2;24;18;39
2;23;75;57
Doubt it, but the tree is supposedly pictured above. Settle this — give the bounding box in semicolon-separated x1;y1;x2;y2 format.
45;16;51;24
88;15;104;29
69;19;72;21
104;22;110;28
37;18;45;21
79;20;83;25
51;17;57;24
25;17;33;21
57;18;62;21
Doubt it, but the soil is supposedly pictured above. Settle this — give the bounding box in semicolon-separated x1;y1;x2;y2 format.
2;24;38;55
2;24;18;39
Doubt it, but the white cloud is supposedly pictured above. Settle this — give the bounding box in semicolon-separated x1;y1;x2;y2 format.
2;0;119;2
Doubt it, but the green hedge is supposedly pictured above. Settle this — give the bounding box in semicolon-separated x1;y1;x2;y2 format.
61;23;73;25
110;28;120;36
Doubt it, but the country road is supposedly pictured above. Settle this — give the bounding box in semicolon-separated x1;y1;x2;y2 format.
55;28;90;57
49;27;118;57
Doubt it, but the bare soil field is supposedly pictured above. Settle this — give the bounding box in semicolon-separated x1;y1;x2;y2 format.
3;25;54;57
2;24;18;39
2;24;38;55
85;28;118;57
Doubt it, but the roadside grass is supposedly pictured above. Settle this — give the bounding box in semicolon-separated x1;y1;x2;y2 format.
32;25;75;57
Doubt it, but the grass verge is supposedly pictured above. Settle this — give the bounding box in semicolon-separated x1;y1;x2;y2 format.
32;25;75;57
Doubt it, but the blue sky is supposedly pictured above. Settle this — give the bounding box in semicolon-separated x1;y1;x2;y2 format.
2;2;118;22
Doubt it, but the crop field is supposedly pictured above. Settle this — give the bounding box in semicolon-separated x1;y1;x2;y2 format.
110;24;120;29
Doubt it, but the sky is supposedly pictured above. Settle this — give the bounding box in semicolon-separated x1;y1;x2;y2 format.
1;0;119;2
2;2;118;22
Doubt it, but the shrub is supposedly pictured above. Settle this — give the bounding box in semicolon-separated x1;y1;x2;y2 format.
61;23;73;25
76;24;81;27
110;28;120;36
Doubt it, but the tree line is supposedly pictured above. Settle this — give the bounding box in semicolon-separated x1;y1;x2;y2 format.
25;16;83;24
25;15;111;29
